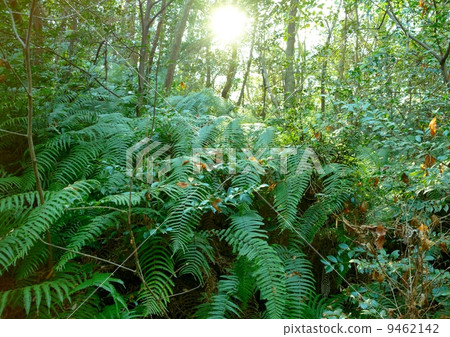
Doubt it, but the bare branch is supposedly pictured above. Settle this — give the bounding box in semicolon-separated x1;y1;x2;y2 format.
3;0;25;48
0;128;27;137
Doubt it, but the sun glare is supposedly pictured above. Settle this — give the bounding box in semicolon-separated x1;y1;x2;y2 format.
210;6;248;47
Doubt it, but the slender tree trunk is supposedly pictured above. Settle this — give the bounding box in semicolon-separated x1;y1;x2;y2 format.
32;1;44;65
284;0;298;107
68;16;78;61
260;54;280;115
147;0;167;77
221;44;238;99
137;0;157;117
354;1;360;65
125;0;139;66
164;0;195;92
237;28;256;106
338;11;348;82
7;0;53;267
9;0;23;25
320;1;341;113
205;39;212;88
261;73;267;119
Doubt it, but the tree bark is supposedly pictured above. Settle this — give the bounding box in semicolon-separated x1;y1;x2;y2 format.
320;1;341;113
221;44;238;99
284;0;298;107
260;54;280;115
147;0;167;77
164;0;195;92
338;10;348;82
137;0;157;116
237;27;256;106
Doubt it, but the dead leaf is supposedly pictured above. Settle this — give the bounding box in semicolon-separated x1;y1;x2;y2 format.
374;224;387;249
401;271;409;287
267;183;278;191
180;82;186;90
211;198;222;212
182;160;190;165
375;235;386;250
401;173;409;184
429;117;437;137
420;238;432;251
0;74;6;82
376;224;387;236
373;177;379;188
176;182;189;188
360;201;369;213
424;155;436;168
430;214;440;227
343;201;350;214
418;223;428;233
372;270;385;282
314;132;322;140
438;242;448;254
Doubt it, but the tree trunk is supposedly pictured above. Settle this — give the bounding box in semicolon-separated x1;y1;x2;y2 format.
164;0;195;92
237;27;256;106
320;1;341;113
137;0;158;116
221;44;238;99
260;54;280;115
338;11;348;82
284;0;298;107
125;0;138;66
147;0;167;77
205;39;212;88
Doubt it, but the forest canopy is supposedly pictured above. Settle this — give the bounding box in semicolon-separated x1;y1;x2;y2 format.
0;0;449;319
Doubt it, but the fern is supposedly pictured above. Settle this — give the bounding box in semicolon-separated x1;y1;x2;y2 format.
138;238;174;317
222;211;286;318
196;274;242;319
0;180;98;274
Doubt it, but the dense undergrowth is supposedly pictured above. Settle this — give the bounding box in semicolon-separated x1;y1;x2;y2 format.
0;87;448;318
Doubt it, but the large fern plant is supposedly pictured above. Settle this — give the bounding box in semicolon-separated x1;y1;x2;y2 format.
0;89;352;318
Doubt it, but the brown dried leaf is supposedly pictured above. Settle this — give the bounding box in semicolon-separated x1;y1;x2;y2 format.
372;270;385;282
211;198;222;213
375;235;386;250
401;173;409;184
373;177;379;188
359;201;369;213
418;223;428;233
430;214;440;227
424;155;436;168
176;182;189;189
429;117;437;137
374;224;387;250
376;224;387;236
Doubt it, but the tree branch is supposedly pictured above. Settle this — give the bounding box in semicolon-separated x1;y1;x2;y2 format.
3;0;25;48
385;0;440;61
